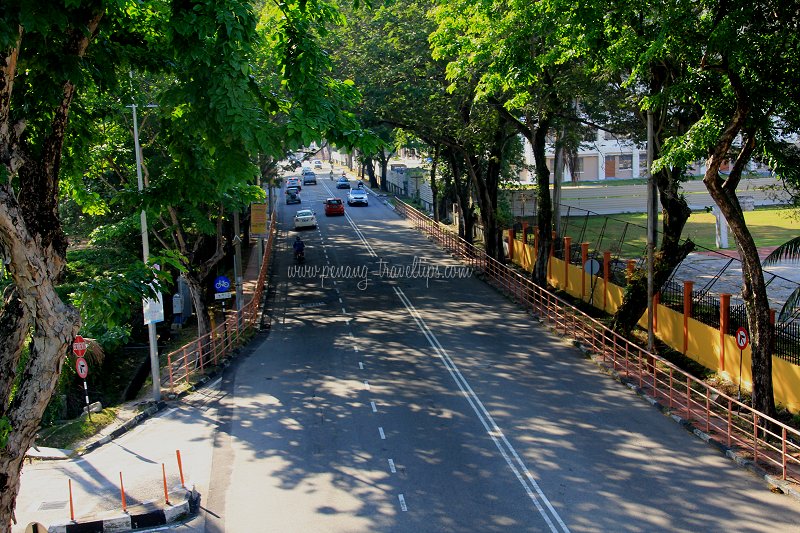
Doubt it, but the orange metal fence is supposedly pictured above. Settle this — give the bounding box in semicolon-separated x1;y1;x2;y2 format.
395;199;800;485
162;210;276;393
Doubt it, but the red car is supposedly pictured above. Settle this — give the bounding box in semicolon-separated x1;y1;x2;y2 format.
324;197;344;216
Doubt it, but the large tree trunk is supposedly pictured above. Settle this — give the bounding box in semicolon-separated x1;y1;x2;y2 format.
530;115;553;285
612;166;695;333
365;156;378;188
704;111;775;418
183;271;212;338
0;12;100;530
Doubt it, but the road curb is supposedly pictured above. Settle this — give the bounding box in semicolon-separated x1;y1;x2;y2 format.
47;487;199;533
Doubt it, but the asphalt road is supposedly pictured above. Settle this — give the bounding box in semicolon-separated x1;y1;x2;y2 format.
186;172;800;532
22;170;794;533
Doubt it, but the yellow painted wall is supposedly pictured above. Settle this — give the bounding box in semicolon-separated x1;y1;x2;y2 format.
507;238;800;412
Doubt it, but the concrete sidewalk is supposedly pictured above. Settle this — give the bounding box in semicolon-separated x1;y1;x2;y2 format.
13;242;267;532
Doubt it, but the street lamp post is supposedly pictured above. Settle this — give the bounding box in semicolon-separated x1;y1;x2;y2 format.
129;98;161;403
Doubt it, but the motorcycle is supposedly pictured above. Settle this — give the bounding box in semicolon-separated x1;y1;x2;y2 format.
294;249;305;263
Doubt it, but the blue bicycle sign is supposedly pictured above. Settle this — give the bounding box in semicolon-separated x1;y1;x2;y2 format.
214;276;231;293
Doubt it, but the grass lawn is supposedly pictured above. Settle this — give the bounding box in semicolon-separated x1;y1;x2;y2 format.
562;206;798;251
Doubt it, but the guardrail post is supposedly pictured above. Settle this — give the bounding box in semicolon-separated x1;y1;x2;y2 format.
119;472;127;513
683;280;694;353
183;345;190;385
603;251;610;312
167;352;174;394
563;237;572;292
720;293;730;371
197;339;204;373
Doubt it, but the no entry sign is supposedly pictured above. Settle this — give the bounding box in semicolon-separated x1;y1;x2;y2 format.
73;335;88;357
735;327;749;350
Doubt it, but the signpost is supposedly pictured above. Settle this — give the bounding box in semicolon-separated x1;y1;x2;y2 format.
73;336;90;415
736;326;749;402
214;276;233;340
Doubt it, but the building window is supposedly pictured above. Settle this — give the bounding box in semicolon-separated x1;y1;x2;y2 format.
618;154;632;170
639;153;648;170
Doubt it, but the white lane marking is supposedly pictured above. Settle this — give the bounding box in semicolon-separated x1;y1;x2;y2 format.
398;494;407;511
378;427;386;440
388;459;396;473
354;346;359;352
359;362;364;370
344;212;377;257
370;401;377;413
394;286;570;533
342;307;347;314
339;297;343;303
364;380;370;390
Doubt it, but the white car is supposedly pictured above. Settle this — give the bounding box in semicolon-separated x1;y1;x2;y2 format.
347;189;368;206
293;209;317;230
312;159;323;168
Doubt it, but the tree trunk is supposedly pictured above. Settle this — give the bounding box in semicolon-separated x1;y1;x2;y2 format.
430;145;440;223
530;116;553;285
365;157;378;188
183;271;212;338
612;166;695;333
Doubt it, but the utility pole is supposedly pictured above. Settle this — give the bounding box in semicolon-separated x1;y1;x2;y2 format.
646;110;658;352
129;93;161;403
233;210;244;317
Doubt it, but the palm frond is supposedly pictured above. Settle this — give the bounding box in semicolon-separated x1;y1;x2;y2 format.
763;236;800;265
777;288;800;323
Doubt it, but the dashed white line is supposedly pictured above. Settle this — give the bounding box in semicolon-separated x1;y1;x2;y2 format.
398;494;407;511
364;380;370;390
359;362;364;370
388;459;396;473
378;427;386;440
339;297;343;303
354;346;359;352
342;307;347;314
370;401;377;413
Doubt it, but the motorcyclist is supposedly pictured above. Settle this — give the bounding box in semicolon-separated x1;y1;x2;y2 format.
329;169;334;180
293;236;305;260
357;180;364;189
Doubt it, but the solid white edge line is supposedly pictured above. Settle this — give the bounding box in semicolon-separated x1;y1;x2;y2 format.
393;286;569;533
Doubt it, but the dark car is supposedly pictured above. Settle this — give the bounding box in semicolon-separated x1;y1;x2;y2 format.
302;169;317;185
286;191;301;205
324;197;344;216
336;177;351;189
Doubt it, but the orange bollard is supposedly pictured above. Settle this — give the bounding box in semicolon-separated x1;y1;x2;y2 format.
162;463;170;505
68;479;75;521
176;450;185;488
119;472;127;513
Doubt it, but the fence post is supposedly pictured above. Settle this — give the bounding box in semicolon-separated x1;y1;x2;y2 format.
548;230;555;281
580;242;588;301
603;251;610;312
197;339;204;373
563;236;572;292
683;280;694;354
720;293;730;371
653;292;659;333
507;229;515;261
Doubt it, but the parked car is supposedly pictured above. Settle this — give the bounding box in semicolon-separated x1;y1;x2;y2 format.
347;189;368;206
324;197;345;216
312;159;323;169
302;170;317;185
293;209;317;229
336;177;351;189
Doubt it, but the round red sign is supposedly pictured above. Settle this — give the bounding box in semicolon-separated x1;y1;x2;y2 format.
735;327;749;350
75;357;88;379
73;335;87;357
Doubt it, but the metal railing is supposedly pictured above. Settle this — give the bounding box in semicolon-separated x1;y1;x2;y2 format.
395;198;800;485
161;210;276;393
